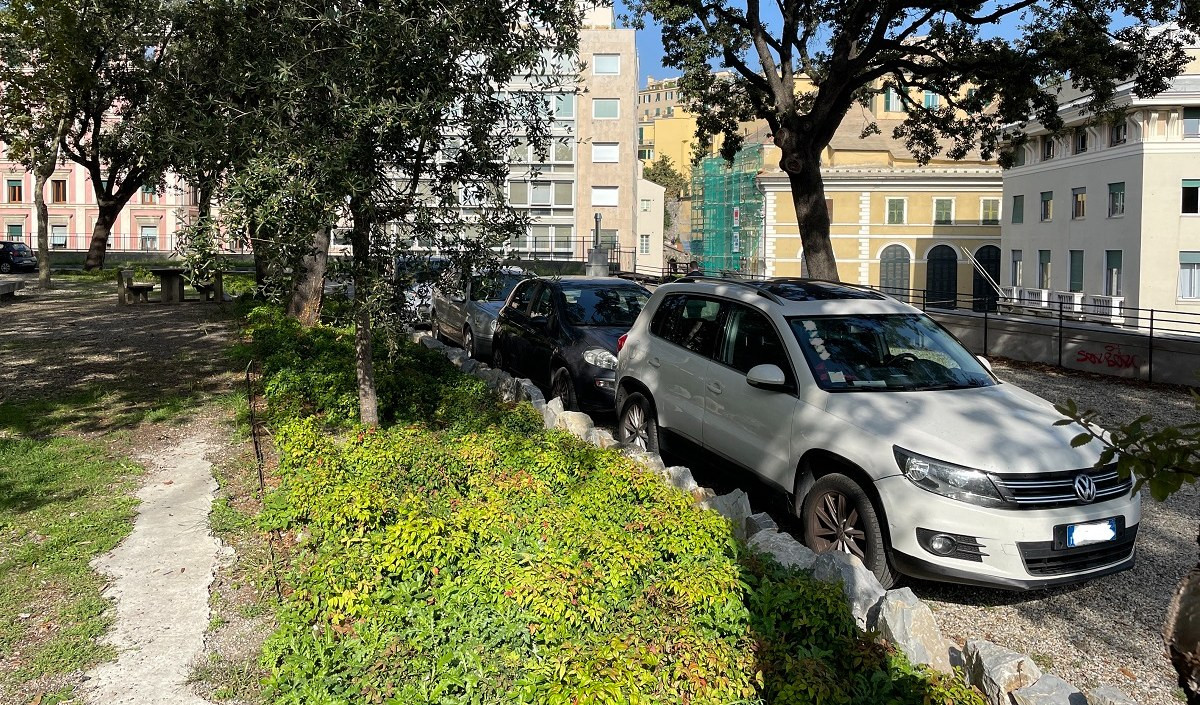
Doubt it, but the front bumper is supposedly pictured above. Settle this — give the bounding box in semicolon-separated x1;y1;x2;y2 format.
877;474;1140;590
574;368;616;411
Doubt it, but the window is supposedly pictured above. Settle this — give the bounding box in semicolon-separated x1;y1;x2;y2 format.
1011;250;1023;286
50;224;67;248
509;137;530;163
508;181;528;205
1039;191;1053;221
639;233;650;255
884;88;902;112
1184;180;1200;214
1185;108;1200;138
591;186;618;206
1042;137;1055;160
719;304;791;377
6;179;21;202
51;179;67;203
532;224;552;250
981;198;1000;225
530;284;554;315
1038;250;1052;289
1110;121;1127;145
598;228;618;248
1180;252;1200;299
509;280;539;312
140;185;156;204
1069;250;1084;292
1072;187;1086;219
933;198;954;225
1107;183;1124;217
552;182;573;206
1011;146;1026;167
886;198;906;225
640;198;651;212
1011;195;1024;223
530;182;551;206
654;107;661;117
554;94;575;119
649;294;723;357
637;148;653;160
592;142;619;163
593;98;619;119
6;224;21;240
1105;250;1123;296
552;138;574;162
139;224;158;251
593;54;619;75
1074;129;1088;154
923;91;938;109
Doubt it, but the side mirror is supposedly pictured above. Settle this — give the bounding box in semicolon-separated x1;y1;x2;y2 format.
976;355;993;373
746;363;789;391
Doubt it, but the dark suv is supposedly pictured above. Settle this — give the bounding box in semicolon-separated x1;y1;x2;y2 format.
0;242;36;273
492;276;650;411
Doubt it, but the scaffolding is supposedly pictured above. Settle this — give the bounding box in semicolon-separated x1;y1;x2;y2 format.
689;144;765;275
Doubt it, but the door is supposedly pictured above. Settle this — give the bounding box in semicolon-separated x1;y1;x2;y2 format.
972;245;1001;312
524;284;558;386
497;279;540;375
878;245;910;302
925;245;958;309
643;294;722;444
702;303;798;490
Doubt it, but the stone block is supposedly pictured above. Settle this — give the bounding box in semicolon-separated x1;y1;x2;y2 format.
586;428;618;448
1085;685;1139;705
459;358;480;375
542;397;564;429
409;331;428;344
870;588;952;673
625;449;665;473
444;348;467;365
554;411;595;440
498;376;523;403
1011;675;1086;705
699;489;753;539
663;466;699;492
965;640;1044;705
745;512;779;538
419;336;445;350
747;530;818;571
517;378;545;406
812;551;886;630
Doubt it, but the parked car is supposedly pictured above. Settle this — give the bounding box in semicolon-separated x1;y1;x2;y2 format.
615;277;1139;590
493;276;651;411
0;241;36;273
431;267;527;359
393;254;449;324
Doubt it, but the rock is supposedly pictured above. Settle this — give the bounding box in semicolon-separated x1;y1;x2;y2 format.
409;331;427;344
542;397;564;429
459;358;480;375
1011;675;1086;705
811;551;886;629
498;376;523;403
444;348;467;365
662;466;699;492
419;336;445;350
625;449;665;473
517;379;545;406
745;512;779;538
586;427;619;448
747;530;818;571
1085;685;1139;705
965;640;1044;705
690;486;715;501
870;588;952;673
699;490;752;539
554;411;595;440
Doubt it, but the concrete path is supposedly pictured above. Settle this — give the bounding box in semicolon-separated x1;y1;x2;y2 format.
84;436;220;705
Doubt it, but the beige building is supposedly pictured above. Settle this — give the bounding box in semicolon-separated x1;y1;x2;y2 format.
635;171;665;276
1000;46;1200;319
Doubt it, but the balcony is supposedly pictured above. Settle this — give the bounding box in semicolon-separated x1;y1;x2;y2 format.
1001;287;1126;325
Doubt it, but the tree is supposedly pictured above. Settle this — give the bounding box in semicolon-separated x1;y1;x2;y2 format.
1058;397;1200;703
643;153;688;201
626;0;1199;280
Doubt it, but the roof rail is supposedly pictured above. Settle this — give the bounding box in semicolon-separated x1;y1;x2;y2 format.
672;275;784;305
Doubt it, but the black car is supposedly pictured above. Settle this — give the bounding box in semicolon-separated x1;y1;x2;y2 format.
0;241;36;273
492;276;651;411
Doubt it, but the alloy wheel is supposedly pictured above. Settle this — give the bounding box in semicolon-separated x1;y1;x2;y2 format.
621;402;649;451
807;491;867;559
464;328;475;359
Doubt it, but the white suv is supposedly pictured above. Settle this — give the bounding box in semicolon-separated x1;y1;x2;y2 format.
615;277;1139;589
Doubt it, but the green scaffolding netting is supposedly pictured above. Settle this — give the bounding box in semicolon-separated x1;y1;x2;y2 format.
689;144;764;274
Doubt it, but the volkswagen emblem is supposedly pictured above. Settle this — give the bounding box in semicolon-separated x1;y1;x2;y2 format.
1074;474;1097;503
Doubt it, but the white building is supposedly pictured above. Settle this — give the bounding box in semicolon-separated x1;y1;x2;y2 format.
1000;47;1200;320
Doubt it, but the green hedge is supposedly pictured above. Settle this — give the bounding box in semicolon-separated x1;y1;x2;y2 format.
243;307;983;705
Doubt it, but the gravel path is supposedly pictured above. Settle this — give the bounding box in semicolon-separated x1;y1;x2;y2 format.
912;359;1199;705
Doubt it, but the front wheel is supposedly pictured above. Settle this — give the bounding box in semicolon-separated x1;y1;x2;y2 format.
0;262;10;274
799;473;895;587
491;342;507;372
431;311;448;343
617;392;659;454
463;327;477;359
550;367;577;410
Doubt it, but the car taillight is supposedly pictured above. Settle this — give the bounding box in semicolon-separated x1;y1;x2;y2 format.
617;333;628;353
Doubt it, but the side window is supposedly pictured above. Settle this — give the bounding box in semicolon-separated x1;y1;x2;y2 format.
649;293;723;357
508;281;538;314
531;285;555;318
719;305;791;378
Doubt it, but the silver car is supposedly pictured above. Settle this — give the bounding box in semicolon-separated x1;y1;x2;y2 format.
431;267;528;359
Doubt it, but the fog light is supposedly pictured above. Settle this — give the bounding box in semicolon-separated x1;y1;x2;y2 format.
929;534;957;555
594;379;614;389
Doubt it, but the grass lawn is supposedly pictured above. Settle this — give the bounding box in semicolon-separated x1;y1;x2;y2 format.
0;426;143;704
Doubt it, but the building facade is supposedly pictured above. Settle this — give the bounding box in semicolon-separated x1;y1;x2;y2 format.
1000;48;1200;318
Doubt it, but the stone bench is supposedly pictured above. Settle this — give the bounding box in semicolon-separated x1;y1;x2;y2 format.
0;280;24;300
116;271;156;304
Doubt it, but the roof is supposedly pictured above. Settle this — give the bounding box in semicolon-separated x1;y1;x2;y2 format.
662;276;918;316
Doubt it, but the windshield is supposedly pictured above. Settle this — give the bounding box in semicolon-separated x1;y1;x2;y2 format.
470;272;524;302
788;314;996;392
10;244;30;254
560;285;650;326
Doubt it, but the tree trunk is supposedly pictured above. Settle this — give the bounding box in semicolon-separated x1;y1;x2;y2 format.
32;167;52;289
776;129;838;281
83;204;122;270
348;197;379;426
1166;532;1200;704
286;224;331;327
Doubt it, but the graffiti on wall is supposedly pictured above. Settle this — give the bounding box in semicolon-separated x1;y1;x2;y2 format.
1075;344;1140;370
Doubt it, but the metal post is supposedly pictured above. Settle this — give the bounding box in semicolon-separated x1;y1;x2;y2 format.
921;289;927;311
1057;300;1064;369
593;212;601;248
1148;308;1155;384
983;303;989;357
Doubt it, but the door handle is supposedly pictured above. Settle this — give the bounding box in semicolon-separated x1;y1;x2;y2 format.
706;381;723;394
648;357;661;368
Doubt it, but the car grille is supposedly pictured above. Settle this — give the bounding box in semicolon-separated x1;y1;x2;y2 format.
1018;524;1137;576
993;464;1132;508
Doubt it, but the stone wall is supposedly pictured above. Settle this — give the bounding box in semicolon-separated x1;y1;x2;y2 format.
412;331;1141;705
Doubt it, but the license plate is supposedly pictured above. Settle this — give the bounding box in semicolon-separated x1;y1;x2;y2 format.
1067;518;1117;547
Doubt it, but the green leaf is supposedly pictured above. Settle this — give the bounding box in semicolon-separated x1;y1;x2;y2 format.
1070;433;1093;448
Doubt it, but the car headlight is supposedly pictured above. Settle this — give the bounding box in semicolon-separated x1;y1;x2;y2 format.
893;447;1009;508
488;319;498;333
582;348;618;370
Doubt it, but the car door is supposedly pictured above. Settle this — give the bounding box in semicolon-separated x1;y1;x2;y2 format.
522;283;559;387
498;280;540;376
642;293;723;445
702;302;800;491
